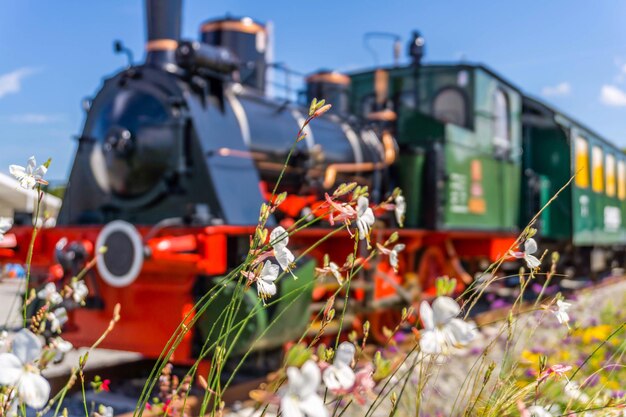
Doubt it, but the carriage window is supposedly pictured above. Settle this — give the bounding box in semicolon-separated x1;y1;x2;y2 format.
592;145;604;193
618;160;626;200
574;137;589;188
606;153;616;197
361;95;376;118
492;89;510;151
432;88;467;127
398;90;416;111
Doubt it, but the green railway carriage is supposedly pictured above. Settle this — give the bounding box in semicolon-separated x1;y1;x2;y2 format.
348;64;523;234
522;98;626;270
301;33;626;295
340;59;626;274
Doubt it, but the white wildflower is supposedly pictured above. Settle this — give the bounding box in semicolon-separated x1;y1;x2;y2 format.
98;405;114;417
355;196;375;241
564;381;591;404
527;405;553;417
71;280;89;304
281;360;327;417
395;194;406;227
323;342;356;392
0;218;13;241
377;243;405;272
512;238;541;269
419;296;477;355
316;262;343;284
553;299;571;326
9;156;48;190
256;261;279;303
270;226;297;279
50;337;73;362
0;329;50;409
48;307;68;333
0;331;9;353
37;283;63;306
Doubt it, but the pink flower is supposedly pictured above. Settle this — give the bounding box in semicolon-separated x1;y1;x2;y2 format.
320;360;375;405
537;364;572;383
324;193;357;227
250;249;274;267
101;379;111;392
352;364;375;405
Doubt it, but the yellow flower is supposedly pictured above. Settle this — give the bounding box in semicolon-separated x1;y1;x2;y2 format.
521;350;542;365
576;324;612;344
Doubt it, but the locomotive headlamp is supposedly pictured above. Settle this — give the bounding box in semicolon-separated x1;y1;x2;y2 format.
408;31;425;66
103;127;134;157
95;220;144;288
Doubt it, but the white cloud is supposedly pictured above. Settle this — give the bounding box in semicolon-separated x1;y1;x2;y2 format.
600;84;626;107
0;68;37;99
541;82;571;97
7;113;63;124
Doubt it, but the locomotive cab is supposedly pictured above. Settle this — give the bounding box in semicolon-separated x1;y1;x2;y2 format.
350;63;523;233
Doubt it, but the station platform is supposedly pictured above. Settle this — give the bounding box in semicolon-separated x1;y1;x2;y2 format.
0;278;144;388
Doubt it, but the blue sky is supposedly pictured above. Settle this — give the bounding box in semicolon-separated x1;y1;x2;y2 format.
2;1;626;180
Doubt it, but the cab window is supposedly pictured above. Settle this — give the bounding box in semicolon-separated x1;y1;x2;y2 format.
492;89;510;151
574;136;589;188
606;153;616;197
432;87;467;127
618;160;626;200
360;94;376;118
591;145;604;193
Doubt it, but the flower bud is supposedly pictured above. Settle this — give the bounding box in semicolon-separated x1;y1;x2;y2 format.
333;182;357;197
483;362;496;385
79;352;89;369
313;104;332;118
308;98;318;117
325;308;336;322
285;343;312;367
274;192;288;207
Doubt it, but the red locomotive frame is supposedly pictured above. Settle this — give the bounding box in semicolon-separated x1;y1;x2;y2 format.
1;224;515;363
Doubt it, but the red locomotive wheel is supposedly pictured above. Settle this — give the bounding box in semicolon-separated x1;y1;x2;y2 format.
368;258;404;344
416;245;448;299
368;309;403;345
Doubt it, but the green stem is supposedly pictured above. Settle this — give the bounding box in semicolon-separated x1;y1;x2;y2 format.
80;372;88;417
22;188;43;327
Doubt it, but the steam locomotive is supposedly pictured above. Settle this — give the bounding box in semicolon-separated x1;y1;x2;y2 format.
3;0;625;362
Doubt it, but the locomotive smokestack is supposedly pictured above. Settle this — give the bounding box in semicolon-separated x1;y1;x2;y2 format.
145;0;182;68
305;70;351;116
200;17;268;91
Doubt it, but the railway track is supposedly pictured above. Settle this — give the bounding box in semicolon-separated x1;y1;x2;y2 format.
40;273;624;417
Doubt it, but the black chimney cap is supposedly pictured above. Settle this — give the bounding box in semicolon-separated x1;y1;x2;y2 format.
408;31;425;66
